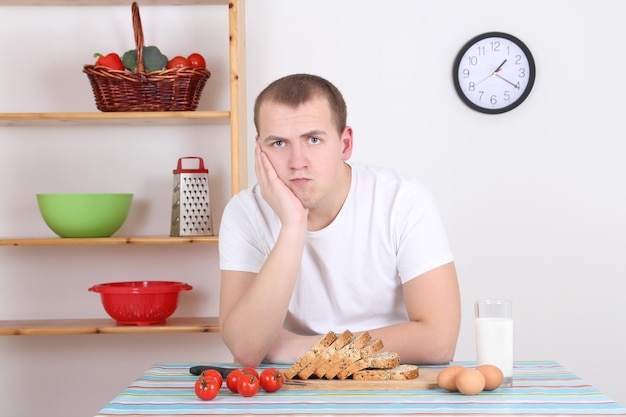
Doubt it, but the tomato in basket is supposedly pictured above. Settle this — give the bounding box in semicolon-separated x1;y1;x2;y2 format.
167;55;191;69
188;53;207;69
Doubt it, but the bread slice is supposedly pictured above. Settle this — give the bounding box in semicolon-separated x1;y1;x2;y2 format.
296;330;353;379
283;331;338;380
325;336;383;380
319;332;373;379
366;351;400;369
359;338;385;360
351;364;419;381
334;342;389;380
335;357;369;380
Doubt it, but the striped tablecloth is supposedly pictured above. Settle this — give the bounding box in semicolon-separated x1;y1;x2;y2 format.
95;361;626;416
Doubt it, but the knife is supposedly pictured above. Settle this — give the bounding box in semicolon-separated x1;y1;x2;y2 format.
189;365;239;379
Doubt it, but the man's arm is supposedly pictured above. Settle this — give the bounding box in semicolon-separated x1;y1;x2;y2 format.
367;261;461;364
219;145;308;367
219;219;307;366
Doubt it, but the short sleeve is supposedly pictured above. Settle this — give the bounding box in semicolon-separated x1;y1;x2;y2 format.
394;181;454;283
218;188;275;273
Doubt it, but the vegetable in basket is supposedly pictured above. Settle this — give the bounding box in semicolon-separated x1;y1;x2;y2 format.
167;56;191;70
188;53;206;69
93;52;125;71
122;45;168;72
167;53;207;70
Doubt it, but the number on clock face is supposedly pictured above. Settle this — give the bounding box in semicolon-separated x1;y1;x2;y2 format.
453;32;535;114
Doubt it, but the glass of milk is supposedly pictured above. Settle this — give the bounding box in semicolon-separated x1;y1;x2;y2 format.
475;299;513;387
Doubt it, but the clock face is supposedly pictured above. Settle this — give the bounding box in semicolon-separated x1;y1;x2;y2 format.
453;32;536;114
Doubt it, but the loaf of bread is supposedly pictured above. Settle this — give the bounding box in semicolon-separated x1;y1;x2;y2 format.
284;330;417;381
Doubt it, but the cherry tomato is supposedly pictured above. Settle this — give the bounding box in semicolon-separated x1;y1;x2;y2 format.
260;368;284;393
242;367;259;378
188;53;206;69
237;374;260;397
167;55;191;70
226;369;244;393
201;369;223;388
194;375;220;401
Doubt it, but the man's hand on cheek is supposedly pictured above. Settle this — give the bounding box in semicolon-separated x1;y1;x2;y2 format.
255;143;308;226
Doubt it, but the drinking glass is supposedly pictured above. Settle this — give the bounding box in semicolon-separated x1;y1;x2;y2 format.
475;299;513;387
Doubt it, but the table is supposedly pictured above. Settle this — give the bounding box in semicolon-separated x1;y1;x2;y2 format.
95;361;626;416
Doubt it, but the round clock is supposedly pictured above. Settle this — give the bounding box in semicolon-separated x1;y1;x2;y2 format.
453;32;536;114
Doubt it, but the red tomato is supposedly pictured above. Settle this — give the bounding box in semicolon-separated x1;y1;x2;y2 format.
201;369;223;388
260;368;284;393
237;374;260;397
242;367;259;378
188;53;206;69
167;55;191;70
226;369;244;393
194;375;220;401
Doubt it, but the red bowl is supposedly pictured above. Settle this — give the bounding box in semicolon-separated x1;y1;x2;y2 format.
89;281;192;325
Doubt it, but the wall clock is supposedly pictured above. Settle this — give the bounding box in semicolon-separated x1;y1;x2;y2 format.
452;32;536;114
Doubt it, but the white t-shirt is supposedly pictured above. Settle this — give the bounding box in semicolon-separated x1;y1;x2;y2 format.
219;162;454;335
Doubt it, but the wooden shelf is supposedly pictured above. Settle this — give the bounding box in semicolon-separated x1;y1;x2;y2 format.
0;1;246;336
0;235;218;246
0;111;230;126
0;317;220;336
0;1;229;6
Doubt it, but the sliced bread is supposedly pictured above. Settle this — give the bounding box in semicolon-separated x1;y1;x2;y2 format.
351;364;419;381
296;329;353;380
283;331;337;380
359;338;385;359
366;351;400;369
319;332;373;379
335;339;386;379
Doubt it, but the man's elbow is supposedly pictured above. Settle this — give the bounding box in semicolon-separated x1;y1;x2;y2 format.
227;340;267;368
427;334;459;364
429;345;456;364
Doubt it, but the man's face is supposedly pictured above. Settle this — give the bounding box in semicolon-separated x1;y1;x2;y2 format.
256;96;353;210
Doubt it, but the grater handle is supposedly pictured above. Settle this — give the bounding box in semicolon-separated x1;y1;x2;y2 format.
173;156;208;174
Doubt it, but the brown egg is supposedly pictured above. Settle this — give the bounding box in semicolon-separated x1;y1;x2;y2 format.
477;364;504;391
436;365;465;392
455;368;485;395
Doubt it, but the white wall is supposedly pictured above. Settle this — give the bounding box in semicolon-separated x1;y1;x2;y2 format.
1;1;625;416
244;0;626;406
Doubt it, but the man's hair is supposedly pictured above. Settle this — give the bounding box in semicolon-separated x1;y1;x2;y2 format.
253;73;347;135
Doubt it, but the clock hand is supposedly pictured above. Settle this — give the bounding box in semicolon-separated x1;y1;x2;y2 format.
475;73;493;86
494;59;507;73
476;59;509;85
495;74;520;89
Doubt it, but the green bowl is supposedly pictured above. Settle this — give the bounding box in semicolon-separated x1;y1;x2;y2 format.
36;193;133;238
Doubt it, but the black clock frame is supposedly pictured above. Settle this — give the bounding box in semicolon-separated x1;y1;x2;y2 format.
452;31;536;114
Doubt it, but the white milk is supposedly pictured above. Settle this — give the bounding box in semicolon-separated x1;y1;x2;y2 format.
475;317;514;378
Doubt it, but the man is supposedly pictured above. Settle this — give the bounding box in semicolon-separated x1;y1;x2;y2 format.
219;73;460;367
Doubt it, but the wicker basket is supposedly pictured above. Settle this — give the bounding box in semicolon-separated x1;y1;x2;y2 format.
83;2;211;112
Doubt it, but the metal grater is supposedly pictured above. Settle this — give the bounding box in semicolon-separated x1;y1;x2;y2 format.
170;156;214;236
